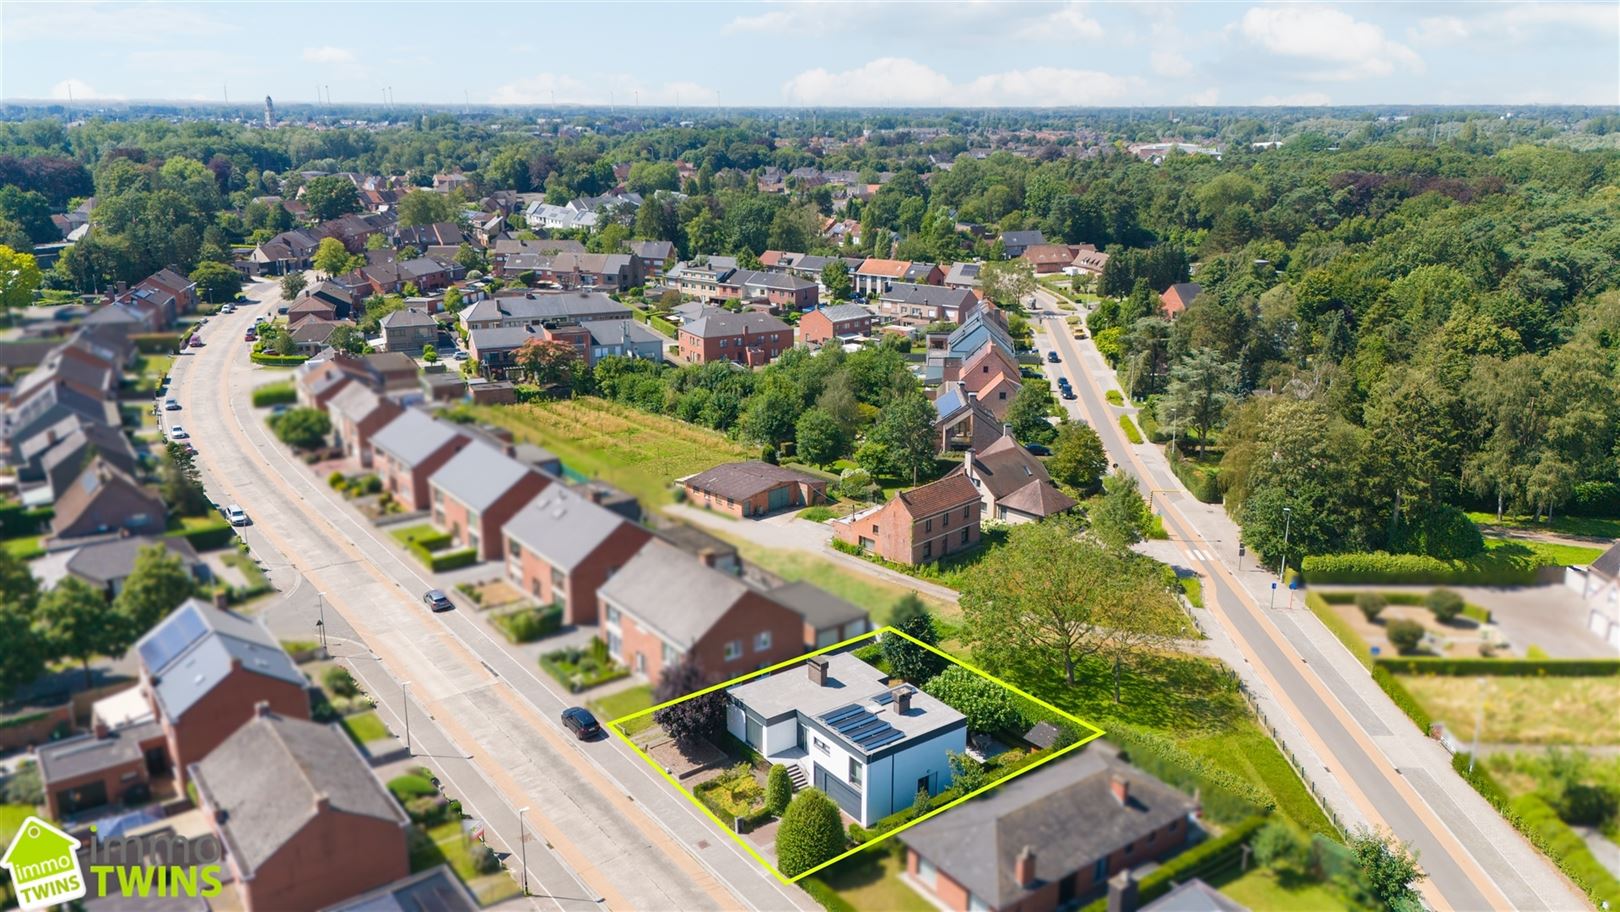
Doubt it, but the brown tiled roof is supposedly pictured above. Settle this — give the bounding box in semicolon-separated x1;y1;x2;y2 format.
682;461;826;501
857;258;910;277
895;474;981;519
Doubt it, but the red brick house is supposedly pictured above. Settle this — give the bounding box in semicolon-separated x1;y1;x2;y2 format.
191;707;410;912
959;343;1023;419
36;599;310;817
799;303;873;347
677;310;793;366
502;484;651;625
900;748;1198;912
597;540;805;682
369;410;472;512
1159;282;1202;319
681;461;828;518
831;474;982;565
1020;243;1081;275
428;439;552;560
327;382;403;469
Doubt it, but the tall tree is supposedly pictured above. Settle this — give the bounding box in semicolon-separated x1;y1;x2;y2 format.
1004;383;1057;446
794;408;848;467
1090;470;1151;553
980;258;1036;309
514;339;582;387
872;392;937;484
1160;348;1238;454
1048;421;1109;495
37;577;128;688
159;442;209;516
821;260;852;301
279;271;307;300
313;236;353;277
652;656;726;746
301;175;361;221
113;544;194;635
0;244;41;312
881;594;946;683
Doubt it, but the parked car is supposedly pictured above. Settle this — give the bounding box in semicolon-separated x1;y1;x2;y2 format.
1060;388;1077;400
1026;443;1052;456
561;707;602;741
277;305;289;315
163;398;180;411
188;336;204;348
423;589;453;612
1046;351;1060;363
224;504;249;526
269;404;291;417
169;425;188;440
244;330;257;342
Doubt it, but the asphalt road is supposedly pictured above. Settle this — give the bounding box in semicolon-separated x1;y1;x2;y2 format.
1034;290;1584;912
171;280;818;912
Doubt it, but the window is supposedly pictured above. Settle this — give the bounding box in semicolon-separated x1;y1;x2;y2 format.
662;643;678;666
961;528;970;544
924;518;932;532
962;506;970;519
812;736;829;756
849;758;861;787
1093;857;1108;882
871;524;879;534
968;895;990;912
508;540;522;559
550;566;566;592
942;512;949;528
923;541;933;558
755;631;772;652
605;605;620;625
724;640;742;661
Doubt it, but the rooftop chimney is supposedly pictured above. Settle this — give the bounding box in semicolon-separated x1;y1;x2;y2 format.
1110;772;1130;806
1002;422;1014;439
1107;870;1139;912
807;656;829;687
253;700;273;719
891;685;914;715
1015;846;1037;888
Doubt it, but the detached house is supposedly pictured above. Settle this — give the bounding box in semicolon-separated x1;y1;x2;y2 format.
379;308;438;354
799;303;874;347
428;439;552;560
680;461;829;518
191;707;409;912
49;458;165;541
725;652;966;826
677;309;793;366
370;410;472;511
831;473;983;566
900;748;1199;912
878;283;979;327
1160;283;1202;319
598;539;807;682
853;258;911;297
501;485;652;625
960;432;1077;523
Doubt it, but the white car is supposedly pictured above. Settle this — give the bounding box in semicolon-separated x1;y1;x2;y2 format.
163;398;180;411
224;504;249;526
169;425;188;440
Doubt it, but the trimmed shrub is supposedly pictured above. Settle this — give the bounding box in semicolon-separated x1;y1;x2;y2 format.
1302;549;1548;586
1356;592;1387;622
0;502;53;538
387;773;437;803
1118;414;1143;444
167;519;235;551
921;666;1026;733
132;332;183;353
776;789;847;877
251;382;297;407
1385;619;1425;654
799;877;859;912
493;605;564;643
1374;657;1620;677
1511;792;1620;909
1371;667;1431;733
766;764;792;817
250;352;310;366
323;666;359;697
1167;450;1221;503
1425;588;1465;623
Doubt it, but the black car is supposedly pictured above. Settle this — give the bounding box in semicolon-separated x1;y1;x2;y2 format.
423;589;453;612
1060;388;1077;400
1046;351;1060;363
1026;443;1052;456
561;707;602;740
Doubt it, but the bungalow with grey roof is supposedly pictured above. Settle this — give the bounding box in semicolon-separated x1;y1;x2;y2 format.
428;439;552;560
502;485;652;625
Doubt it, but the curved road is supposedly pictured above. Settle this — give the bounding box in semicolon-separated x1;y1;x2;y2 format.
169;280;818;912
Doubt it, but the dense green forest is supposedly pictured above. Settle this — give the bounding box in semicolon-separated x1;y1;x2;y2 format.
0;109;1615;563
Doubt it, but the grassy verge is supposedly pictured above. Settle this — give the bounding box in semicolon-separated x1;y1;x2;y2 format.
1179;575;1204;608
1303;538;1601;586
1119;414;1143;443
464;397;752;506
593;684;656;736
1305;592;1373;669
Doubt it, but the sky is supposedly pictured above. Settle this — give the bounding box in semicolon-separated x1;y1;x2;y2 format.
2;1;1617;109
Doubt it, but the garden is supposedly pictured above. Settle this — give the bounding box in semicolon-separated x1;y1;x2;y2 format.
491;604;563;643
389;522;478;572
390;767;519;905
539;639;629;692
1313;589;1497;659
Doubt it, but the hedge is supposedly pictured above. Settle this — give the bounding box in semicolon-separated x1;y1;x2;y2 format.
131;332;182;353
1109;724;1272;823
251;382;297;407
1304;592;1373;670
1302;549;1548;586
167;519;236;551
1167;450;1221;504
1375;657;1620;677
1569;480;1620;517
799;877;859;912
1118;414;1143;444
1371;666;1431;733
1510;792;1620;909
426;547;478;572
1078;816;1269;912
492;605;564;643
250;352;310;366
0;502;53;539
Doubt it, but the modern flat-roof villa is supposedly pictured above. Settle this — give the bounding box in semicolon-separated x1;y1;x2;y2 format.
725;652;966;827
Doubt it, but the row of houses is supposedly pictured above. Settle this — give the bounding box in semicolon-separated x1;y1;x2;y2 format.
296;370;873;684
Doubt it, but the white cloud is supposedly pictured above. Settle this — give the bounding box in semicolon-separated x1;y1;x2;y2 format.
303;46;356;65
1186;88;1220;106
723;1;860;36
50;78;121;100
1255;91;1332;106
5;2;233;41
782;58;1132;107
1411;2;1619;44
1239;6;1423;80
1014;2;1104;41
1151;49;1193;78
489;74;719;106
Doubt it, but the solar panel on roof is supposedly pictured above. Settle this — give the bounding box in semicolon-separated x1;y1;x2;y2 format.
822;705;865;724
861;729;905;750
137;603;208;673
870;692;895;706
841;718;888;740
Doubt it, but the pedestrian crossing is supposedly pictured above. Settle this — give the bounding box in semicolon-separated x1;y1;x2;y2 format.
1186;548;1213;562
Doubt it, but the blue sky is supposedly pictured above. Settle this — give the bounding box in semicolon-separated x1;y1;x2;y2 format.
3;1;1616;108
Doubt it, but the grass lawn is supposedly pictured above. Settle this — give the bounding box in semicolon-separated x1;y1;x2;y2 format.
592;684;656;736
1216;866;1355;911
2;536;43;560
1467;511;1620;541
1179;575;1204;608
341;710;391;746
410;822;521;903
0;804;33;846
814;848;933;912
984;649;1338;837
390;523;445;548
700;527;956;624
1485;537;1605;567
1398;674;1620;746
466;398;752;506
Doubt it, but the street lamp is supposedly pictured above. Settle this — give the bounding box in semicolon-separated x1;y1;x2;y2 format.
401;681;411;754
1268;507;1292;610
517;806;530;895
315;591;327;649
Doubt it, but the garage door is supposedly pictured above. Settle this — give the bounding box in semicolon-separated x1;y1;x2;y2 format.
814;764;862;820
768;485;793;512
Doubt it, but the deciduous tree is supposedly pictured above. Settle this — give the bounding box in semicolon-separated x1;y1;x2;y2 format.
113;544;194;634
37;577;127;687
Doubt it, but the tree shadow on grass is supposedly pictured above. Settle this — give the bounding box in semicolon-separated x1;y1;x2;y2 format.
989;649;1248;735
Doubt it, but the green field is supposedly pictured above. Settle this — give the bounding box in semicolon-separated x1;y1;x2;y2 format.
466;398;752;505
1400;674;1620;746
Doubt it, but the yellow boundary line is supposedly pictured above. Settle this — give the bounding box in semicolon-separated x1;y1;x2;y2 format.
606;626;1105;885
